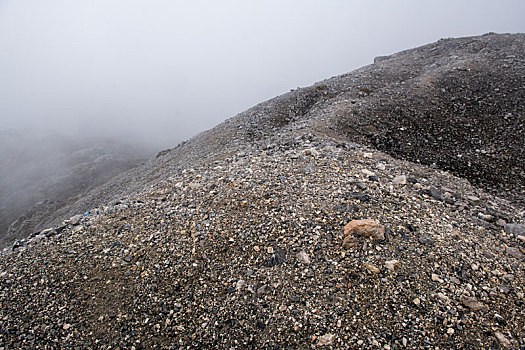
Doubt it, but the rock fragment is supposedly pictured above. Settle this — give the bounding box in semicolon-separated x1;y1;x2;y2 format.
505;246;524;260
384;260;400;271
296;251;310;264
342;235;358;248
263;250;286;267
418;235;435;245
392;175;407;185
318;333;335;346
364;262;380;274
344;219;385;240
460;295;486;311
494;332;512;348
504;223;525;236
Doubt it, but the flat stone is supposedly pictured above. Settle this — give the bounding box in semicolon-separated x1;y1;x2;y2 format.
505;246;524;260
504;223;525;236
318;333;335;346
494;331;512;348
460;295;486;311
418;235;435;245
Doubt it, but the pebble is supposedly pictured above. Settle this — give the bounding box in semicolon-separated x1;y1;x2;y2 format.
418;236;435;245
361;169;376;176
342;235;358;248
392;175;407;185
318;333;335;346
364;262;380;274
505;246;524;260
460;295;486;311
296;251;310;264
494;331;512;348
263;250;286;267
384;260;400;271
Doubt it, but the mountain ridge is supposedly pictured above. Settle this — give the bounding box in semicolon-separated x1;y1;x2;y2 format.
0;33;524;348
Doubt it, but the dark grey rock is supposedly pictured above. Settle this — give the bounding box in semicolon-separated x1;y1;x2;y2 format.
418;236;435;245
504;223;525;237
263;250;286;267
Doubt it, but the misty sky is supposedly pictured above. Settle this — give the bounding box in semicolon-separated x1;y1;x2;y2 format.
1;1;524;148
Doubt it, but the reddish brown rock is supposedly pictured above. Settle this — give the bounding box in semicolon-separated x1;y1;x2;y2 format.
344;219;385;240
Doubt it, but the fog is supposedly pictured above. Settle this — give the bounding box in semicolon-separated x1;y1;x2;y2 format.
1;0;525;148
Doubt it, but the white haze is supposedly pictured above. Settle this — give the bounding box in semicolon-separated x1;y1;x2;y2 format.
1;0;524;148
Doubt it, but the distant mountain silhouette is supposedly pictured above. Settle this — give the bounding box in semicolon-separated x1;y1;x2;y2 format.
0;129;153;247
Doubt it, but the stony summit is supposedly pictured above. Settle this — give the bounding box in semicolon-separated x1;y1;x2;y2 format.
0;33;524;349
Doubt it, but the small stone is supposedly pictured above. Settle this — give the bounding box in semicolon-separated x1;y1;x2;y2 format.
505;246;524;259
496;219;506;227
450;276;461;285
436;292;450;303
413;298;421;306
356;182;367;190
318;333;335;346
376;162;386;170
418;235;435;245
494;314;507;325
392;175;407;185
361;168;376;177
478;213;494;221
503;223;525;236
385;260;400;271
450;230;462;240
494;331;512;348
263;250;286;267
253;246;260;252
342;235;359;248
447;328;454;335
69;214;83;225
344;219;385;240
429;187;444;201
63;324;71;330
460;295;486;311
491;269;503;276
235;279;245;291
364;262;380;274
518;235;525;243
402;337;408;347
296;251;310;264
267;247;274;254
467;195;480;202
431;273;442;282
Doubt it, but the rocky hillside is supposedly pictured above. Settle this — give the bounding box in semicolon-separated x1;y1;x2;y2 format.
0;129;152;248
0;33;524;349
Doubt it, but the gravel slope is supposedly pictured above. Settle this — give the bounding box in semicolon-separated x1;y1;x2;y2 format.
0;33;524;349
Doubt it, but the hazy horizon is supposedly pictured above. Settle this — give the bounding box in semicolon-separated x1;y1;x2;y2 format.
1;1;525;148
